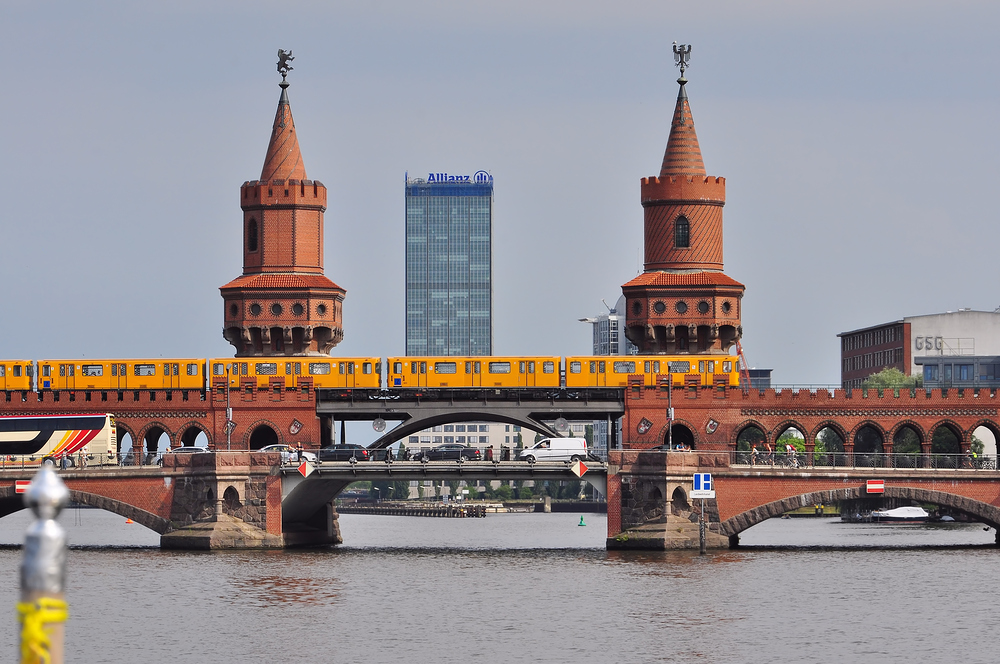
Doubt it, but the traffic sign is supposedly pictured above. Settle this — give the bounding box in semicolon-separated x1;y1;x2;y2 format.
866;479;885;494
15;480;30;494
570;460;589;477
298;460;314;478
224;421;236;435
691;473;715;499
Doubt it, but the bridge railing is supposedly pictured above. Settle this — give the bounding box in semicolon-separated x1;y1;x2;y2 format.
731;451;998;471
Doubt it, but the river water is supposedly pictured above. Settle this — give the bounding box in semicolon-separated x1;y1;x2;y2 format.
0;509;996;663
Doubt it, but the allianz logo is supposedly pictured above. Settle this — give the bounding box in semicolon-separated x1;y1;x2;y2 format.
428;170;492;184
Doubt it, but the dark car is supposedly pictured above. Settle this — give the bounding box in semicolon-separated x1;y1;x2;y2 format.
413;443;481;462
318;444;370;462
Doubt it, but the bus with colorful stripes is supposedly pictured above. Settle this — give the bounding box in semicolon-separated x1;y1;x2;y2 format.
0;414;117;467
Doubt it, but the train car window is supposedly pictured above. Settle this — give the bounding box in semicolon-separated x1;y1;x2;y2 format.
256;363;277;375
348;363;354;375
111;365;117;376
309;363;331;375
435;362;457;374
528;361;535;373
569;361;581;374
723;361;732;373
698;361;705;373
213;363;225;376
599;361;605;374
489;362;511;374
474;362;480;374
0;366;5;377
240;363;248;375
285;363;292;375
653;361;660;373
420;362;426;374
465;362;472;374
589;361;596;373
119;364;126;376
164;363;170;375
362;362;372;374
42;365;51;377
172;364;179;376
339;363;345;375
614;361;636;374
59;365;65;377
543;361;555;374
644;361;650;373
82;365;103;377
519;361;525;373
707;361;715;373
375;362;381;375
410;362;417;374
14;365;22;377
393;362;402;374
135;364;156;376
186;364;198;376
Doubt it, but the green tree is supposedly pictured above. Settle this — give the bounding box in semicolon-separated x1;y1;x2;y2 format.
494;484;514;501
862;367;921;390
584;425;594;445
971;433;985;455
518;486;533;499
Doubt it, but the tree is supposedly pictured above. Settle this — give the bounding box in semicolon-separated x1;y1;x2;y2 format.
584;425;594;445
775;430;805;455
862;367;921;390
493;484;514;501
971;433;985;455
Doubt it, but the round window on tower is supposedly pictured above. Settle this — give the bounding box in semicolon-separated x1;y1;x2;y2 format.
722;301;732;314
675;301;688;314
292;303;304;316
653;301;666;314
698;301;710;314
317;303;327;316
249;303;262;316
632;301;641;315
228;304;238;317
271;303;283;316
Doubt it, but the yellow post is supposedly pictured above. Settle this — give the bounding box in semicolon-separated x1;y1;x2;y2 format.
18;462;69;664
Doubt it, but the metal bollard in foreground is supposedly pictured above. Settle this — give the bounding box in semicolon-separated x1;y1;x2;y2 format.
18;462;69;664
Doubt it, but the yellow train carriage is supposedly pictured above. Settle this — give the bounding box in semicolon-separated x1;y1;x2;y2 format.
209;358;381;390
388;356;561;389
0;361;34;391
564;355;739;388
37;359;204;391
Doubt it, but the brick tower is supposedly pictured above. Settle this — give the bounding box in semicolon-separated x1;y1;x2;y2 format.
221;59;345;356
622;48;744;355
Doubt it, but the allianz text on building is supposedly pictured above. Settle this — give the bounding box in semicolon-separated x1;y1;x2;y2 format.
838;309;1000;388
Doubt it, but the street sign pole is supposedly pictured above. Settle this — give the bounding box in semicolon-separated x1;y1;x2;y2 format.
699;498;706;555
667;366;673;450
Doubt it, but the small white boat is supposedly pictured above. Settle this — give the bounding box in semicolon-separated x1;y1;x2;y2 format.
870;506;929;522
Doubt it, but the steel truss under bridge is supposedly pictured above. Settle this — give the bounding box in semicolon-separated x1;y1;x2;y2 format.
316;388;625;448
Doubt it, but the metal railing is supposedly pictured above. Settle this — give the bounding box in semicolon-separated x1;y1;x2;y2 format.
731;451;998;470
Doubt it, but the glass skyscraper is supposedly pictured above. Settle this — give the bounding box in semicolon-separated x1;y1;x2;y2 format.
405;172;493;356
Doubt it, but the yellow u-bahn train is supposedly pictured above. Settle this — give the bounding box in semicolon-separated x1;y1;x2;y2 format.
0;355;740;392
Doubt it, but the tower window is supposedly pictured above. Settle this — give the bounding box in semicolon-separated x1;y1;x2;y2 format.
271;303;283;316
247;218;259;252
674;215;690;248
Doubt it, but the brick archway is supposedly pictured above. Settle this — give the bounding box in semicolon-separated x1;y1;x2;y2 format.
720;485;1000;538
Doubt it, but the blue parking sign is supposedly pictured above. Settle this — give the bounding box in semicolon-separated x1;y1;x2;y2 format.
694;473;712;491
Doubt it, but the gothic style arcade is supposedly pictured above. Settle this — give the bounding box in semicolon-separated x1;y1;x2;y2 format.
221;67;346;357
622;57;744;355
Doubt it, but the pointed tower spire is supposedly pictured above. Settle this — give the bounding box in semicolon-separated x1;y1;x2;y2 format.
260;53;307;182
659;55;706;177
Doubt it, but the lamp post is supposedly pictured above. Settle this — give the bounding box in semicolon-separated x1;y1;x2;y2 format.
225;363;233;451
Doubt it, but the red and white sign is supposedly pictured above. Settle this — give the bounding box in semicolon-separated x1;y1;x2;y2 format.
298;460;314;478
866;480;885;494
15;480;30;494
570;460;589;478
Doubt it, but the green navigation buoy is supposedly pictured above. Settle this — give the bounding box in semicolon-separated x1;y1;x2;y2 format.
578;515;586;527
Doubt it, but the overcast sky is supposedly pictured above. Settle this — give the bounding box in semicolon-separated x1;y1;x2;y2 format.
2;0;999;386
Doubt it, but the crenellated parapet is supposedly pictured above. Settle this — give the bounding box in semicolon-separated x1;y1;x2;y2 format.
640;175;725;205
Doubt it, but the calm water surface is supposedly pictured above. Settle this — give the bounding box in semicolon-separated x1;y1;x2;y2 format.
0;508;996;663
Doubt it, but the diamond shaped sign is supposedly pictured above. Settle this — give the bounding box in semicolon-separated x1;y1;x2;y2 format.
298;460;314;478
570;460;588;478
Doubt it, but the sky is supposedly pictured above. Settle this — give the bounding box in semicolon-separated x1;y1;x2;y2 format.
2;0;999;386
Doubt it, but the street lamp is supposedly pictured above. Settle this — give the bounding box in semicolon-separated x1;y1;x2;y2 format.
225;363;234;451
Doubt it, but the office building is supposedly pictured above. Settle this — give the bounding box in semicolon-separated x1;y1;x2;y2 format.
580;295;638;356
405;172;493;356
839;309;1000;388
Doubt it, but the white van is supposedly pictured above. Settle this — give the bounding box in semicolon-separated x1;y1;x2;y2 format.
518;437;589;463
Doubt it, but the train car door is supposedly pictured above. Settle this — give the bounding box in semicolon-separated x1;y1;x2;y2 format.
59;363;76;390
285;362;301;389
465;360;482;387
588;359;607;387
339;361;356;388
165;362;181;389
409;360;427;388
109;363;126;390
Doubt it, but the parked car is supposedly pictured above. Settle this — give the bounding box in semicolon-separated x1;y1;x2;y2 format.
413;443;481;462
318;444;370;462
167;446;211;454
518;437;589;463
259;444;317;463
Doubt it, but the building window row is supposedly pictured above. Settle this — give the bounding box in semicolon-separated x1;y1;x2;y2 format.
843;326;902;351
843;348;903;373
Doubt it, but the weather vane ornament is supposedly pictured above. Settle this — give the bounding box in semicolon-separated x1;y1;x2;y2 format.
277;49;294;80
673;42;691;80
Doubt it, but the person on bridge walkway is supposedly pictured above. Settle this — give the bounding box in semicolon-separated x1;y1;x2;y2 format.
751;445;759;467
486;446;494;462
